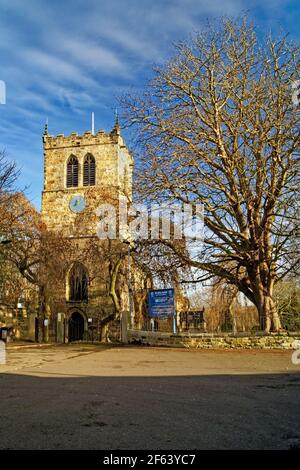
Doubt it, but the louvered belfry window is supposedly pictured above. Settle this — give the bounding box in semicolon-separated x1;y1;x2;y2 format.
67;155;79;187
83;154;96;186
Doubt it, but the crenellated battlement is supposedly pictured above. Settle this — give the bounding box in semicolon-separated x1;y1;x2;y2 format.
43;126;122;149
41;115;133;219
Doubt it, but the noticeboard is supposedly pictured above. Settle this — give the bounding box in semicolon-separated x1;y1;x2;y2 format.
148;288;175;317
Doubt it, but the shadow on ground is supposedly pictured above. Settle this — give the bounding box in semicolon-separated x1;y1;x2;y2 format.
0;371;300;450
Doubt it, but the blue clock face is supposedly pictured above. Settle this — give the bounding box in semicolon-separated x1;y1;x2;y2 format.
69;195;86;213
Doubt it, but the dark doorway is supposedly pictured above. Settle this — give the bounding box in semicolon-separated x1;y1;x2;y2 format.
68;312;85;342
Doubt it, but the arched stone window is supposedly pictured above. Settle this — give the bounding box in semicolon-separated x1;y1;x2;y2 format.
68;262;88;301
67;155;79;187
83;154;96;186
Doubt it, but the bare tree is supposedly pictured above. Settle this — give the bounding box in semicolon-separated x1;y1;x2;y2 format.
274;277;300;331
0;150;19;194
122;17;300;332
2;192;72;340
0;150;20;241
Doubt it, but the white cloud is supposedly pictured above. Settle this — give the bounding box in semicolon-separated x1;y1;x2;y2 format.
21;49;98;87
56;36;129;76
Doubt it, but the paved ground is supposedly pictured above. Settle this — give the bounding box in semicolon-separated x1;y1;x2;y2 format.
0;344;300;450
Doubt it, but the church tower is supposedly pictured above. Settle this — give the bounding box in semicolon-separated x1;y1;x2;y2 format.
42;118;133;235
41;118;134;343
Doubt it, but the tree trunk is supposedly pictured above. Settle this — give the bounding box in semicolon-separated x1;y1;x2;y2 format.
98;258;123;343
109;258;121;319
38;285;46;342
38;285;51;342
269;297;282;332
251;270;282;333
229;299;237;335
101;323;109;342
258;293;282;333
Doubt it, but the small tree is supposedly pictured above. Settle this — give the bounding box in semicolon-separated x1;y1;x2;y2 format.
274;278;300;331
0;150;20;243
3;192;72;340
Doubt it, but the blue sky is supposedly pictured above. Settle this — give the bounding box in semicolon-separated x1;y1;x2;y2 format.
0;0;299;208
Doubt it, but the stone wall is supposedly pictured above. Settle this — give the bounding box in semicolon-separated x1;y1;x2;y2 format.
128;330;300;349
0;304;30;341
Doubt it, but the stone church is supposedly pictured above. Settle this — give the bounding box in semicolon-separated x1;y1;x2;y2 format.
40;117;135;343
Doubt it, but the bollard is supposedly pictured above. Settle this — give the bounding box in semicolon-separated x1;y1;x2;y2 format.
0;340;6;365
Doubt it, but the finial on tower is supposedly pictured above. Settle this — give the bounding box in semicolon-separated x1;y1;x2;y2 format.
44;117;49;135
43;118;49;143
111;109;120;135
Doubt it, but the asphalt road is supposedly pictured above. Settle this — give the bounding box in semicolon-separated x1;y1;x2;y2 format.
0;344;300;450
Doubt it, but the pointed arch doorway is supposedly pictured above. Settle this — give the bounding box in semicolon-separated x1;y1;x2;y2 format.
68;311;85;342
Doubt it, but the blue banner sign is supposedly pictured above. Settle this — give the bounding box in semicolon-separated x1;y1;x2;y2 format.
148;288;175;317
